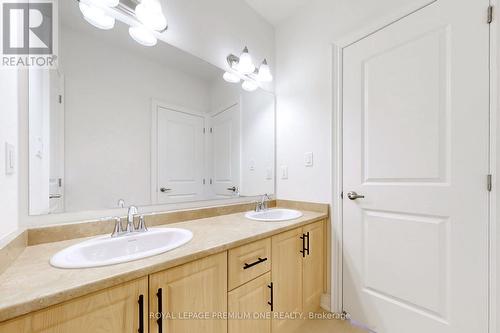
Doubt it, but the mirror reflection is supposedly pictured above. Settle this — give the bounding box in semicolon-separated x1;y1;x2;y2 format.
28;1;275;215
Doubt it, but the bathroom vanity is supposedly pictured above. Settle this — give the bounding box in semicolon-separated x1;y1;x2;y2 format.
0;203;327;333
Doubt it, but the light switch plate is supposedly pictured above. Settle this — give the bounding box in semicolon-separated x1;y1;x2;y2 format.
280;166;288;180
5;143;15;175
304;152;313;167
266;167;273;180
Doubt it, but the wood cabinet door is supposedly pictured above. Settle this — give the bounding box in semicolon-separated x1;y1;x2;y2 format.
228;272;272;333
149;252;227;333
303;220;325;313
0;277;148;333
271;227;303;333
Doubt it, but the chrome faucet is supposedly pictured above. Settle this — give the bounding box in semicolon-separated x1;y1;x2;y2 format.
255;194;271;212
110;205;148;237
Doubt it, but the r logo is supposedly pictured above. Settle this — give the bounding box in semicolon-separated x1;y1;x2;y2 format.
2;2;53;55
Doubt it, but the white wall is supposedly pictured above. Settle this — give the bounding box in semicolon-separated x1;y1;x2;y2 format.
240;90;275;196
160;0;275;76
0;69;19;241
61;26;211;212
274;0;431;203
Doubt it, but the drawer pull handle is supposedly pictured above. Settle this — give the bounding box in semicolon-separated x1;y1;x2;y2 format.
138;294;144;333
156;288;163;333
268;282;274;311
243;257;268;270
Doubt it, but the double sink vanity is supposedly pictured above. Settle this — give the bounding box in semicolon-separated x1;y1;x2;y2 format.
0;200;328;333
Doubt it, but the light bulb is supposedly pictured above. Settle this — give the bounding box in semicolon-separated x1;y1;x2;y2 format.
223;72;240;83
135;0;168;31
79;3;115;30
129;25;157;46
242;80;258;92
237;47;255;74
257;59;273;82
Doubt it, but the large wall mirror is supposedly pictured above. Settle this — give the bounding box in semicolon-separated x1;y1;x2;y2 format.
28;1;275;215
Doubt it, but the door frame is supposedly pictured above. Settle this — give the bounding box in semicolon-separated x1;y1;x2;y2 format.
331;3;496;332
150;99;207;204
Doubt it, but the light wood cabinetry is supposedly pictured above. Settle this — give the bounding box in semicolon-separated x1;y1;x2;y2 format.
0;220;325;333
149;252;227;333
303;220;325;313
228;272;272;333
228;238;271;290
0;277;148;333
271;221;325;333
271;227;304;333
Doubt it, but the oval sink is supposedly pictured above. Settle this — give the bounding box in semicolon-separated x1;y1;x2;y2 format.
245;209;303;222
50;228;193;269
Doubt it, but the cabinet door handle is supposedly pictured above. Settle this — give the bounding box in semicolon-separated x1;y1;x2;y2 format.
268;282;274;311
138;294;144;333
300;234;306;257
305;232;310;256
156;288;163;333
243;257;268;270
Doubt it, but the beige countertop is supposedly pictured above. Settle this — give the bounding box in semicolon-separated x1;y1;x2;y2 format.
0;209;327;322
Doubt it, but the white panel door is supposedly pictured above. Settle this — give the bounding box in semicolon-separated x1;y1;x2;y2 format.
210;104;240;197
342;1;489;332
157;106;205;203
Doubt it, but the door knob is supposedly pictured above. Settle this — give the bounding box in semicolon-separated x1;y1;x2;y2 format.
347;191;365;200
160;188;172;193
227;186;237;192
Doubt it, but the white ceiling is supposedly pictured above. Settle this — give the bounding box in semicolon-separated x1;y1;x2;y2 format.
244;0;307;26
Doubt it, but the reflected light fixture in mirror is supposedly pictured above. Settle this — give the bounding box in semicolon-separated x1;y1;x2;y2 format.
79;2;116;30
242;80;258;92
223;72;241;83
77;0;168;47
236;47;255;74
223;47;273;92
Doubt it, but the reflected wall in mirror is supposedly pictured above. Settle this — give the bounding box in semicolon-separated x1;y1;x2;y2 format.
28;1;275;215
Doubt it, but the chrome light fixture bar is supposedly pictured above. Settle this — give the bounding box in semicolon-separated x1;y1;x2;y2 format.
224;47;273;92
76;0;168;47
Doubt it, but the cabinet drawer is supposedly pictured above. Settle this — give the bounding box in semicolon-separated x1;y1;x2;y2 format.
228;238;271;290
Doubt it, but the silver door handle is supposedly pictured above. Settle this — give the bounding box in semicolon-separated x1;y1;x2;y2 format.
160;188;172;193
49;194;62;199
227;186;237;192
347;191;365;200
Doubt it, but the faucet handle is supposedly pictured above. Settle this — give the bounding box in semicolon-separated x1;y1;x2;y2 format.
111;217;123;237
136;215;148;232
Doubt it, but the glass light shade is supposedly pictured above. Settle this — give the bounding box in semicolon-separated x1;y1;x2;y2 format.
223;72;240;83
242;80;258;92
257;60;273;82
135;0;168;31
129;25;157;47
79;3;115;30
237;48;255;74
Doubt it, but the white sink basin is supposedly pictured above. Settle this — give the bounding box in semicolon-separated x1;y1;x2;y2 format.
50;228;193;269
245;209;303;222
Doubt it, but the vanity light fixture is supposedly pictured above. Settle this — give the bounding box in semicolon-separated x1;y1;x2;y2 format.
135;0;168;31
79;1;116;30
257;59;273;83
77;0;168;47
223;47;273;92
242;80;259;92
129;25;158;47
223;72;241;83
236;47;255;74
